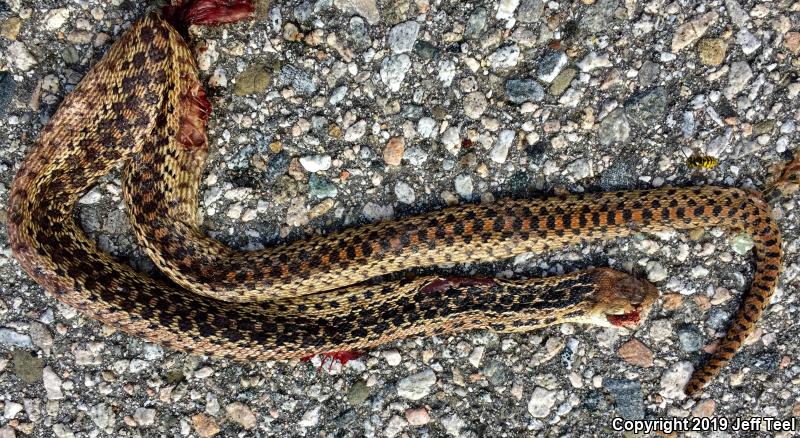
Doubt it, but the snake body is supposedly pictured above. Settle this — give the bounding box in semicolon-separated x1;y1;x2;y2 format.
6;9;784;396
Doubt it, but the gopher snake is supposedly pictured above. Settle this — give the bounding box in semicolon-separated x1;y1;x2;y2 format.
5;6;784;397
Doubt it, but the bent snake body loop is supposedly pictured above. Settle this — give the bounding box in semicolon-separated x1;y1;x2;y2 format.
5;6;785;397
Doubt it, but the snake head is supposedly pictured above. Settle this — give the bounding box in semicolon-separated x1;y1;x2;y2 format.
583;268;659;329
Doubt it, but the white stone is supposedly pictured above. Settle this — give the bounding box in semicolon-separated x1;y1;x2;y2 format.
394;181;416;204
78;188;103;205
736;29;761;55
384;415;407;438
387;21;420;54
299;406;321;428
438;60;456;86
403;147;429;165
382;349;402;366
3;402;22;419
490;129;515;163
344;120;367;142
44;8;70;30
133;408;156;426
396;369;436;400
89;403;115;430
8;41;37;71
333;0;379;24
43;366;64;400
463;91;488;119
496;0;520;20
362;202;394;221
52;424;75;438
380;54;412;92
441;127;461;155
646;261;668;282
299;155;332;172
454;174;474;199
128;359;148;373
417;117;437;138
649;319;673;342
725;61;753;98
691;266;709;278
566;158;591;181
0;329;31;348
577;52;612;72
527;386;557;418
468;346;485;367
659;361;693;399
488;44;520;70
724;0;749;28
194;367;214;379
441;414;466;436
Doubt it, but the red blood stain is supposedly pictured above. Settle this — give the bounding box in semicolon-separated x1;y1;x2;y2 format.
178;84;212;150
164;0;255;29
302;350;363;371
606;310;641;328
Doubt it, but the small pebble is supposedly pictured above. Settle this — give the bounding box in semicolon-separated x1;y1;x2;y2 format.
659;361;693;399
394;181;415;204
404;408;430;426
463;91;488;119
396;369;436;400
671;12;718;52
381;54;412;92
697;38;727;67
490;130;515;163
506;79;544;104
133;408;156;427
677;326;703;352
454;174;474;199
527;386;557;418
384;137;405;166
0;329;32;349
617;339;654;367
191;414;220;438
388;21;420;53
382;349;401;366
225;403;257;430
299;406;321;428
488;44;520;70
299;155;332;172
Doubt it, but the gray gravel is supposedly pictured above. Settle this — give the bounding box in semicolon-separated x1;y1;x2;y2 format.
2;0;800;436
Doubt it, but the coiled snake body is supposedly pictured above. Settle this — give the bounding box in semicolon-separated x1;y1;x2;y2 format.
6;9;784;396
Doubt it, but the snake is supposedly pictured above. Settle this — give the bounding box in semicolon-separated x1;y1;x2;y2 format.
4;4;785;397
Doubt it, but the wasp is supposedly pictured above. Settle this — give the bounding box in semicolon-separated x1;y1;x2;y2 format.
686;154;719;169
681;142;720;170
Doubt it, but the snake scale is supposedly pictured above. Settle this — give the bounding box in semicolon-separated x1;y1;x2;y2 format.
5;3;786;397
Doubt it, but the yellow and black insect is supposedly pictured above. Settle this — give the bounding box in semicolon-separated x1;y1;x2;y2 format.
686;154;719;169
681;143;720;170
